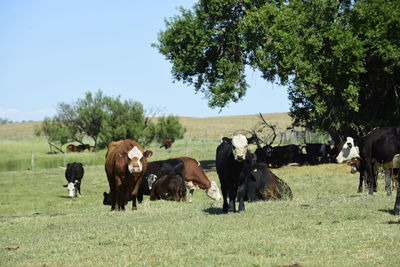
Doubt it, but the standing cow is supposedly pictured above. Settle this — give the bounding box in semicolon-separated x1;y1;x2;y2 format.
216;134;251;213
105;139;152;211
64;162;84;198
336;127;400;214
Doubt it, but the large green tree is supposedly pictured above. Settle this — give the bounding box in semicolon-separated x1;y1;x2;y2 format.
154;0;400;140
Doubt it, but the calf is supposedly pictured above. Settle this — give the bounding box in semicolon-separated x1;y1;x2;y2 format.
239;159;293;202
150;173;186;201
216;134;251;213
348;158;395;195
63;162;84;197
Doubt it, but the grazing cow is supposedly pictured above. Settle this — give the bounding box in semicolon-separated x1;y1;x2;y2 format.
216;134;251;213
63;162;84;198
105;139;152;211
336;127;400;214
239;158;293;201
178;157;221;203
160;138;174;149
67;144;84;152
150;173;186;201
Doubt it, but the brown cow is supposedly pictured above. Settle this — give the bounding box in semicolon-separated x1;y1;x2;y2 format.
160;138;174;149
105;139;152;211
178;157;221;202
67;144;84;152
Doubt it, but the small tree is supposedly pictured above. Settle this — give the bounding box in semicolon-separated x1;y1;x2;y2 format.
35;117;73;153
155;115;186;145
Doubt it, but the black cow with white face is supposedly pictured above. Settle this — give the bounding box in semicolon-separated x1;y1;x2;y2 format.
336;127;400;214
216;134;251;213
64;162;84;198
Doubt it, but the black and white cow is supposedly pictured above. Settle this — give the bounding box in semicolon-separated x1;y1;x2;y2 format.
216;134;251;213
336;127;400;214
64;162;84;198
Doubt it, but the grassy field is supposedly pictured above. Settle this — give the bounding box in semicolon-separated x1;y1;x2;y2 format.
0;164;399;266
1;114;399;266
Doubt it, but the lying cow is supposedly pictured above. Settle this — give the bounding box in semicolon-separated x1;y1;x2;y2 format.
216;134;251;213
239;158;293;202
63;162;84;198
105;139;152;211
150;173;186;201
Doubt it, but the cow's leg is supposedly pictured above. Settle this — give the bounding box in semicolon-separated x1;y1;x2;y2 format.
188;188;194;203
385;169;392;196
227;184;237;213
366;161;375;195
394;171;400;215
221;182;229;213
358;172;364;193
131;179;142;211
115;176;124;211
238;184;246;212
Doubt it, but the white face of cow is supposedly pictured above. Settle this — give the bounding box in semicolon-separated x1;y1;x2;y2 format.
67;182;75;198
206;181;222;200
127;146;144;174
336;137;360;163
231;134;248;162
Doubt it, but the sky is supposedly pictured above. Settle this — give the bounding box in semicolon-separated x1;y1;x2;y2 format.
0;0;290;122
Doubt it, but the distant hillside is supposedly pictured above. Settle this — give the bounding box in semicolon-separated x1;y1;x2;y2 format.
0;112;293;140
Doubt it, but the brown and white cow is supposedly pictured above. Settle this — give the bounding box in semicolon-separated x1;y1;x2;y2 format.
178;157;222;202
105;139;152;211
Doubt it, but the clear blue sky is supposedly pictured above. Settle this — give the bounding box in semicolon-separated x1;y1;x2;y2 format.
0;0;290;122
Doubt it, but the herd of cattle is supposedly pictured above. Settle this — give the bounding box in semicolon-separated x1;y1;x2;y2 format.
64;126;400;215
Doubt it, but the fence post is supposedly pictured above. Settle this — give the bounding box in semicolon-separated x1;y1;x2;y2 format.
31;151;34;171
185;142;189;157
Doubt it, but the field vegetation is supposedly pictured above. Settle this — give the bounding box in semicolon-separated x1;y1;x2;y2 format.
0;113;399;266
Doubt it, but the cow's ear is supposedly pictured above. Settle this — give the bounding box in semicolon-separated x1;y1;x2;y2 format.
221;137;232;144
67;163;71;167
144;150;153;158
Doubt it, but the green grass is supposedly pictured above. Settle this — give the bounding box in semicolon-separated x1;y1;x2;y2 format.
1;164;399;266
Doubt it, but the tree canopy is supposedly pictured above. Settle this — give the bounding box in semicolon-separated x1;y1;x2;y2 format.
36;90;186;151
154;0;400;140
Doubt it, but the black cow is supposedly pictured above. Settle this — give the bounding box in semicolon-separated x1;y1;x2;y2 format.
216;134;251;213
304;143;333;165
336;126;400;214
255;144;303;168
63;162;84;198
150;173;186;201
239;159;293;202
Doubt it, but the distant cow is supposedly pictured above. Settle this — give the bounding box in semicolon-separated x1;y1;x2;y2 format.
239;158;293;202
63;162;84;198
255;144;303;168
216;134;251;213
150;173;186;201
160;138;174;149
178;157;221;202
336;127;400;214
67;144;83;152
304;143;333;165
105;139;152;211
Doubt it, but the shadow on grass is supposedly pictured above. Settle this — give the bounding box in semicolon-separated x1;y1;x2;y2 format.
203;207;224;215
378;208;395;215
